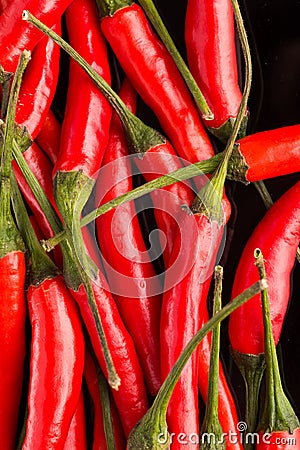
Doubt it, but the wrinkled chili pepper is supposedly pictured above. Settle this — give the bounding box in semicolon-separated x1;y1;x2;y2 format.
97;0;214;163
63;390;87;450
15;22;61;140
255;251;300;450
229;180;300;435
96;78;162;396
84;349;126;450
36;109;61;164
0;0;72;73
11;176;85;450
185;0;247;140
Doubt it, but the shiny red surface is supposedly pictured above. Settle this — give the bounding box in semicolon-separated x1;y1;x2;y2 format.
70;272;149;438
100;4;214;163
36;109;61;165
185;0;243;129
23;276;85;450
0;251;26;449
55;0;112;176
63;390;87;450
16;22;61;139
97;79;162;395
256;429;300;450
160;209;227;449
0;0;73;73
229;181;300;355
237;124;300;181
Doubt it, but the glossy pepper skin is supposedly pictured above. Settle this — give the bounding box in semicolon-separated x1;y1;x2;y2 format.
229;180;300;356
36;109;61;165
22;276;85;450
99;2;214;163
0;0;73;73
185;0;244;132
63;390;87;450
0;251;26;450
54;0;111;177
84;350;126;450
197;307;243;450
234;124;300;182
96;79;162;396
70;272;149;438
15;22;61;140
160;198;231;449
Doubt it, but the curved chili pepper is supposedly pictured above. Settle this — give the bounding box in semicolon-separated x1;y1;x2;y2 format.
15;22;61;140
63;390;87;450
54;0;112;233
84;349;126;450
36;109;61;164
96;79;162;395
185;0;246;139
228;181;300;437
229;180;300;355
229;124;300;182
69;272;149;437
10;178;85;450
0;0;73;73
160;197;231;448
98;1;214;164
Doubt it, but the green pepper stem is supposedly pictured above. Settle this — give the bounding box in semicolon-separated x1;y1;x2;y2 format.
96;363;117;450
128;276;268;449
0;65;13;118
10;174;59;285
200;266;225;450
137;0;213;119
0;51;30;179
255;249;299;433
22;10;165;153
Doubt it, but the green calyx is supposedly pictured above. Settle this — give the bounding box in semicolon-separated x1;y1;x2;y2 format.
255;250;300;434
231;349;265;441
96;0;132;18
208;113;249;144
226;144;249;184
0;177;25;258
124;111;166;155
128;411;170;450
54;170;95;228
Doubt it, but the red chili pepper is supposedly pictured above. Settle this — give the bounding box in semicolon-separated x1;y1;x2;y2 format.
229;180;300;355
0;0;72;73
10;179;85;450
185;0;246;138
69;272;149;437
63;390;87;450
160;196;231;448
256;430;300;450
231;124;300;182
0;218;26;449
228;181;300;437
96;78;162;395
36;109;61;164
15;22;61;140
53;0;112;225
84;349;126;450
98;1;214;164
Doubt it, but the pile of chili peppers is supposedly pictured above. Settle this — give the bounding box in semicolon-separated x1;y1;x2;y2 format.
0;0;299;448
